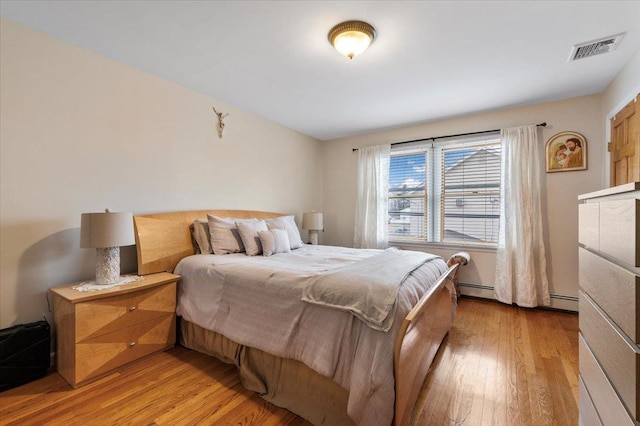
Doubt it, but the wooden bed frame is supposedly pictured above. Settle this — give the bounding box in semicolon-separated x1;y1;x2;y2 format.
133;210;460;426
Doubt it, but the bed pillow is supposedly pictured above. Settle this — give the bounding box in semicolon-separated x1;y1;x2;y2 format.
265;215;304;249
236;219;269;256
191;219;212;254
259;229;291;257
207;215;247;255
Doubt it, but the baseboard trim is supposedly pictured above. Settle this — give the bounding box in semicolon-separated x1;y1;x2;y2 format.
458;282;578;312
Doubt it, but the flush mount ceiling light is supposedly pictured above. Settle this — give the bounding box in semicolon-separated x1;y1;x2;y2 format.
328;20;376;59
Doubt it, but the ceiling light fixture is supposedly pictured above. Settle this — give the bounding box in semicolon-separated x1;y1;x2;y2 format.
328;20;376;59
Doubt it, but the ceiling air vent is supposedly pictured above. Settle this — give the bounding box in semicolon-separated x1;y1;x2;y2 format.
568;33;625;61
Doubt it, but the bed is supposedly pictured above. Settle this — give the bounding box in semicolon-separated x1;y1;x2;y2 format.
133;210;465;426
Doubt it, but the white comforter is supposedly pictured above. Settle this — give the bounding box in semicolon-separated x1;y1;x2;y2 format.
175;245;447;425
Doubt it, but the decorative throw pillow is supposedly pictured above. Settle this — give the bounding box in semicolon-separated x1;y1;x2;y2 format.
259;229;291;257
191;219;212;254
207;215;247;255
236;219;268;256
265;215;304;249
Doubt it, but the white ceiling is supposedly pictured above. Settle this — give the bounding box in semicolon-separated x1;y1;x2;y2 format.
1;1;639;141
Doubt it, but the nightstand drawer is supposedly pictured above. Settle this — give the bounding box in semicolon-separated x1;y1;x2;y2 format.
75;313;175;385
76;282;176;342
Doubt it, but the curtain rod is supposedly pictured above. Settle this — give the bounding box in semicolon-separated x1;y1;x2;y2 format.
352;122;547;152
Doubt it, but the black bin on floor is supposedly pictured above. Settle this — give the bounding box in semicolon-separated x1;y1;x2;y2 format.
0;320;51;392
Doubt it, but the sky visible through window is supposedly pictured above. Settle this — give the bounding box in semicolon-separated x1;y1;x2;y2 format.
389;150;474;189
389;154;424;189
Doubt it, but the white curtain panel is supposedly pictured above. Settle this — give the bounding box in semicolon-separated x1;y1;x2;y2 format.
354;144;391;249
494;125;550;307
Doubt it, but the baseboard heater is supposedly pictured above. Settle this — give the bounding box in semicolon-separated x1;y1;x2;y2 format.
458;282;579;311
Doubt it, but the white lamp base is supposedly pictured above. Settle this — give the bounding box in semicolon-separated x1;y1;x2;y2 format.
96;247;120;285
309;230;319;245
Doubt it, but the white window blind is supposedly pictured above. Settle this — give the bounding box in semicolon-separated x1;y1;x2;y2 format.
389;152;427;240
388;136;501;246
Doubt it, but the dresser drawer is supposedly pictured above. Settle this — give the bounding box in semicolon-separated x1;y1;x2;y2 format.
75;282;176;342
579;334;635;425
598;199;639;267
75;313;175;385
578;375;602;426
578;203;600;250
579;199;639;268
580;292;640;420
579;248;640;343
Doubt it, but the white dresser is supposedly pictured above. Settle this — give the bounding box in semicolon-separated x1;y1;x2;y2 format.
578;182;639;425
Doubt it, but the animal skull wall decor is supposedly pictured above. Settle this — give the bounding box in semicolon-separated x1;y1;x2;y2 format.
212;107;229;138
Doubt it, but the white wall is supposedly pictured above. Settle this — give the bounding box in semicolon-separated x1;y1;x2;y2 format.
0;20;322;328
321;94;606;310
601;48;640;184
602;48;640;118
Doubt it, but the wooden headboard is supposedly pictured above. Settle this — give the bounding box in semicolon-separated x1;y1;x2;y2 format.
133;210;283;275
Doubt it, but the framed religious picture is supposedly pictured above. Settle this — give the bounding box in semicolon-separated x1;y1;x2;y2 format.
545;131;587;172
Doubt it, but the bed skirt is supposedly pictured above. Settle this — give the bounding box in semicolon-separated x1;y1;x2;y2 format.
179;319;355;426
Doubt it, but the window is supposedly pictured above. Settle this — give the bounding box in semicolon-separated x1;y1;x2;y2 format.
388;136;501;246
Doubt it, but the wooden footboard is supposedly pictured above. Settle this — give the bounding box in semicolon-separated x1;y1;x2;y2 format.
393;264;458;426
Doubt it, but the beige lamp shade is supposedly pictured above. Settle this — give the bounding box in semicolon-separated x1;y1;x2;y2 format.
80;211;135;248
302;212;323;231
80;210;135;285
302;212;323;246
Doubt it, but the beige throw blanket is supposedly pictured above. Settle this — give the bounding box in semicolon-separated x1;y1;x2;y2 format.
302;248;440;331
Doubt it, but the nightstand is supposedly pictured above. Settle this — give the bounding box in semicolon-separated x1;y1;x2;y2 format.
49;272;179;388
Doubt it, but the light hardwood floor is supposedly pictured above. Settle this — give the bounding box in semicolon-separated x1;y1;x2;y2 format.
0;297;578;425
413;298;579;425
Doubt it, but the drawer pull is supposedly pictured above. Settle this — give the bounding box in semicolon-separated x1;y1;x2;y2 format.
129;306;136;312
129;342;136;348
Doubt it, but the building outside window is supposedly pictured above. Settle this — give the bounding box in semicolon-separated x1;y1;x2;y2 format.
388;135;501;246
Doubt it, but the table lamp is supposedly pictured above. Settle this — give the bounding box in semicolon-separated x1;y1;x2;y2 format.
302;212;323;245
80;209;135;285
